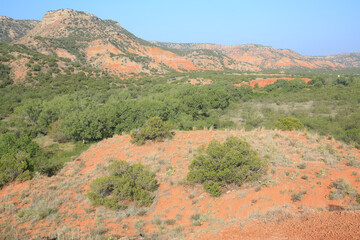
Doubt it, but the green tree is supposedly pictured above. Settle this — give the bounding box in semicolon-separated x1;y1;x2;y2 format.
0;132;41;187
0;63;13;88
187;136;267;196
274;117;303;131
87;160;158;210
130;116;173;145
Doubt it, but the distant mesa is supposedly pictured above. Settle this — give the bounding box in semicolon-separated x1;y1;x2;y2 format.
0;9;359;79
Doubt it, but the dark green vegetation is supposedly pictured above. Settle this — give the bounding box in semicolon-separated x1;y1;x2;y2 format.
0;131;89;187
87;160;158;210
131;116;173;145
187;137;268;196
274;117;303;131
10;76;245;142
0;132;39;187
0;62;12;88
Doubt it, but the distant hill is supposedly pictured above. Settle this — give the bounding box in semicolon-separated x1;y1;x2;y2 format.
0;16;38;42
309;53;360;68
0;9;359;81
152;41;348;69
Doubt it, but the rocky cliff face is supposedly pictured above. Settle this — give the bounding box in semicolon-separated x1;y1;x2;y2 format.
16;9;259;75
0;16;38;42
309;53;360;68
152;42;346;69
0;9;358;79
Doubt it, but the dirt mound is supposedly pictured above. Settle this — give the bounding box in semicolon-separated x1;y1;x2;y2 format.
0;130;359;239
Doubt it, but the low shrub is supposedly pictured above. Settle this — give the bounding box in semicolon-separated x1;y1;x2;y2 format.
204;181;221;197
328;178;357;200
190;213;203;226
87;160;158;210
130;117;173;145
356;193;360;205
297;163;306;169
186;136;268;196
301;175;308;180
344;129;360;148
274;117;303;131
291;190;307;202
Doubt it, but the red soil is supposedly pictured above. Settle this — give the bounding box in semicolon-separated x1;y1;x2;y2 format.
145;47;198;71
234;78;312;88
189;78;212;85
200;211;360;240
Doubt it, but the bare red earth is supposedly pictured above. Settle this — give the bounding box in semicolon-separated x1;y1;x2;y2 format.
199;211;360;240
234;78;312;88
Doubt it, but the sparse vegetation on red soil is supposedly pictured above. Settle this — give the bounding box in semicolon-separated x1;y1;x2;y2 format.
1;129;359;239
234;78;312;88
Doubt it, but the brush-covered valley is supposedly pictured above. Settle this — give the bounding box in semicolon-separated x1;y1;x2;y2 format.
0;9;360;240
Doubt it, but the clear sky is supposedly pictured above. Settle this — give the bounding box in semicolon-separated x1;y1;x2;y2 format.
1;0;359;55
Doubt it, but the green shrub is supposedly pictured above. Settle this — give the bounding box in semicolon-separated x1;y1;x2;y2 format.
130;117;173;145
344;129;360;147
190;213;203;226
356;193;360;205
328;178;357;200
0;63;13;88
0;132;42;188
291;190;307;202
187;136;268;197
87;160;158;210
274;117;303;131
204;181;221;197
301;175;308;180
297;163;306;169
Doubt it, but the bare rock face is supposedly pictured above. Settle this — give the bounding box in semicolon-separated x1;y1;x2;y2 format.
309;53;360;68
152;42;346;69
17;9;256;74
24;9;120;39
0;16;38;42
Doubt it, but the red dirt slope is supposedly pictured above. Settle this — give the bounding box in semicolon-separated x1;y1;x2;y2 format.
200;211;360;240
234;78;312;88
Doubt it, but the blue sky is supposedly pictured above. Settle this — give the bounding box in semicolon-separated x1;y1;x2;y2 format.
1;0;359;55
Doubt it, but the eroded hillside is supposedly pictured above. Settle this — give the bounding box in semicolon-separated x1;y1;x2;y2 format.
0;16;38;43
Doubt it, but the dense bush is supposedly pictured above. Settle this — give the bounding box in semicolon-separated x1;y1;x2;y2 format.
0;132;40;187
131;117;173;145
0;63;13;88
0;130;89;184
8;79;247;142
335;77;352;86
274;117;303;131
264;78;306;92
344;129;360;148
87;160;158;210
187;136;268;196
